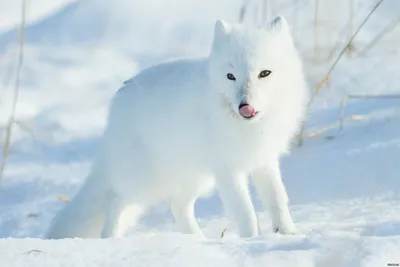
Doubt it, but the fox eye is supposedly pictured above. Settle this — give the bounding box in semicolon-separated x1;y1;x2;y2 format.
259;70;271;78
226;73;236;81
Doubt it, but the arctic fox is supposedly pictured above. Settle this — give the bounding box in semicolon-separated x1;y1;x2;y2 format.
46;16;309;239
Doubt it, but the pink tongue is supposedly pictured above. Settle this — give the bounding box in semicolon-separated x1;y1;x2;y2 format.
239;105;255;118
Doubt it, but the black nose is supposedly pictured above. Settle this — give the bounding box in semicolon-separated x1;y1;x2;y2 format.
238;103;249;109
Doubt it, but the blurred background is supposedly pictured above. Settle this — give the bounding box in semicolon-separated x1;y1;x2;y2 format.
1;0;400;238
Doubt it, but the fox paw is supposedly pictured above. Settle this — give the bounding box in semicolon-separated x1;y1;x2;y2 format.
274;225;301;235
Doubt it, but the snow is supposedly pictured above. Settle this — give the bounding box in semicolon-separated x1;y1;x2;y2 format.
1;0;400;266
0;0;77;32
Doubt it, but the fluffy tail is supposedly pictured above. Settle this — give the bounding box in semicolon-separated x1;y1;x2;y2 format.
46;170;109;239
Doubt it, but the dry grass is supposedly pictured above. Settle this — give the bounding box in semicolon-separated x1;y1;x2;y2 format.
0;0;27;183
297;0;387;146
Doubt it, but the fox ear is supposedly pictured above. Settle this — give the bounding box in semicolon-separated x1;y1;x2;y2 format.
267;16;289;34
214;19;231;37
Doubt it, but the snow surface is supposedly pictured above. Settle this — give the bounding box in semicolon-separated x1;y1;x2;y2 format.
1;0;400;266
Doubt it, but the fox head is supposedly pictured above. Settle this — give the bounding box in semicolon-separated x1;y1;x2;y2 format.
208;16;308;122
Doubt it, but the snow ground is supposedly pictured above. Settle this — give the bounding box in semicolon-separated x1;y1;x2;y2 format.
1;0;400;266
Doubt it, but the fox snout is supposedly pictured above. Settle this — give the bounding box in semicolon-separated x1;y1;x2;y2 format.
235;83;262;120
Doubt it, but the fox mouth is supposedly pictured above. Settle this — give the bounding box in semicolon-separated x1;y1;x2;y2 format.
220;95;259;120
238;103;258;119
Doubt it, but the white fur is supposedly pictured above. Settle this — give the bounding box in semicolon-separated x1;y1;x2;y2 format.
46;16;310;239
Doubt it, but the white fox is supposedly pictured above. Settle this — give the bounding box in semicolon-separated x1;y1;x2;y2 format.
46;16;309;239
